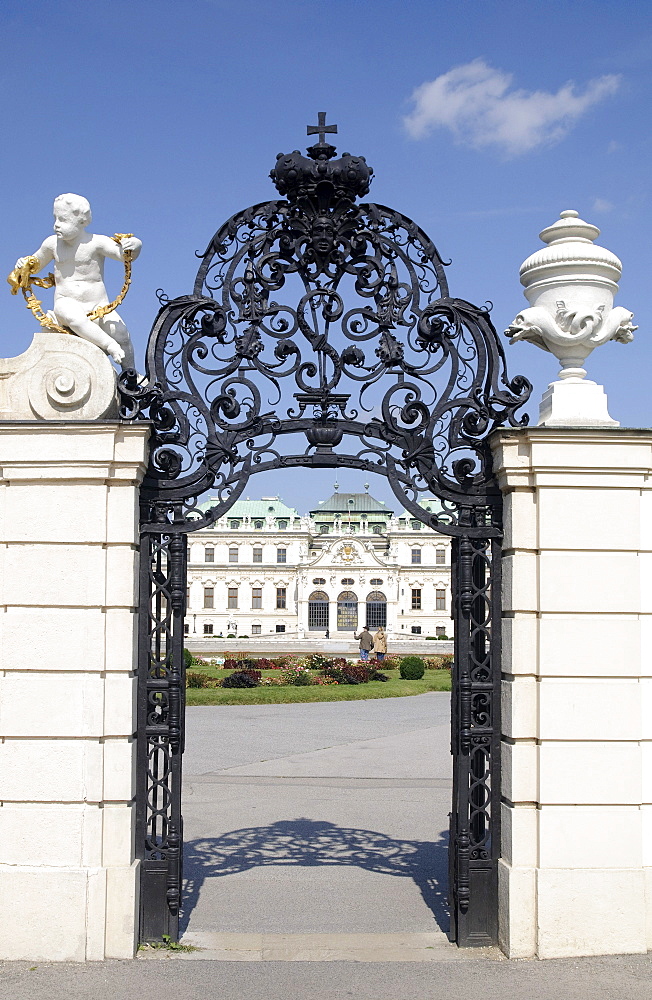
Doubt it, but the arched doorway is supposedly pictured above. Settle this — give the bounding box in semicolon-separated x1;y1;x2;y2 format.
366;590;387;629
308;590;329;631
121;116;530;949
336;590;358;631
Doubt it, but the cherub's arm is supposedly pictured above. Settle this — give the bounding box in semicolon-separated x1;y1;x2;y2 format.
98;235;142;263
15;236;55;272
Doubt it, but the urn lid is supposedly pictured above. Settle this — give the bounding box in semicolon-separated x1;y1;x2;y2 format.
519;210;622;290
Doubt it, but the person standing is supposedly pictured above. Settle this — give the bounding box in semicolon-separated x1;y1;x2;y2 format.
373;625;387;662
356;625;374;662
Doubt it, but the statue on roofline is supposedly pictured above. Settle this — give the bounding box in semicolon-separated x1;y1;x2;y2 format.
7;193;141;369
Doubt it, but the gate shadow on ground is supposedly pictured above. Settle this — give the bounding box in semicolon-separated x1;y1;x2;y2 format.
180;819;449;935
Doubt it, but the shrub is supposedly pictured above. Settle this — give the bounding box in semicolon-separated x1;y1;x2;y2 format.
186;671;212;688
439;653;453;669
323;661;370;684
424;656;444;670
227;633;236;638
399;655;425;680
380;654;401;670
370;670;389;682
255;657;275;670
437;635;449;640
224;658;239;671
283;665;313;686
303;652;331;671
183;648;193;669
221;670;260;688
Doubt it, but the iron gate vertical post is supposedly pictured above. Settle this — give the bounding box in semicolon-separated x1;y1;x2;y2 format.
449;527;502;946
136;528;187;942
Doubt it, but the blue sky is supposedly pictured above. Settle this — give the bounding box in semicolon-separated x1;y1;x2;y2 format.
1;0;650;510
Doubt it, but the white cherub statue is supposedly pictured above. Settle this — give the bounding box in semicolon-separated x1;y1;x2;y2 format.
12;194;141;368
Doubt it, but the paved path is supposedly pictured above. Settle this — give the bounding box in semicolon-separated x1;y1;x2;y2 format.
181;694;452;938
2;694;651;997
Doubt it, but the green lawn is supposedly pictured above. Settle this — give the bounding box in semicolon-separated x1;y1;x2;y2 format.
186;667;451;705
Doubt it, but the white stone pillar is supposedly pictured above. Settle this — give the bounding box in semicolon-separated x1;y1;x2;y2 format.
492;427;652;959
0;421;149;961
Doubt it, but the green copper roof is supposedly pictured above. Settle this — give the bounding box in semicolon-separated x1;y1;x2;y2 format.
309;492;393;515
199;497;299;519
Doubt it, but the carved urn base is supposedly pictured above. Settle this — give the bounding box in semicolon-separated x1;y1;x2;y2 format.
538;378;619;427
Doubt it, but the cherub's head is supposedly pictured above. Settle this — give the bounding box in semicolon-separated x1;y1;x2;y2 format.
53;193;92;241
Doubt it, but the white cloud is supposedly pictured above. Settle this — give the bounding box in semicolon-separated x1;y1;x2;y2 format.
592;198;614;213
404;59;621;156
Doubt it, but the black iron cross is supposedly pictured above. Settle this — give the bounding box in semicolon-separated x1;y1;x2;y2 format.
307;112;337;144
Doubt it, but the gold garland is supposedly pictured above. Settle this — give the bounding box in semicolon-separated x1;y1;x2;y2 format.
7;234;135;335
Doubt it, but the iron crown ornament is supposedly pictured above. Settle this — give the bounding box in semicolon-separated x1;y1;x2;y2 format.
119;118;531;535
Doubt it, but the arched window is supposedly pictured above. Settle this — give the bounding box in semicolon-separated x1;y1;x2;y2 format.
254;520;264;529
319;524;329;533
230;519;239;530
411;520;422;531
337;590;358;631
278;520;288;530
366;590;387;629
308;590;329;631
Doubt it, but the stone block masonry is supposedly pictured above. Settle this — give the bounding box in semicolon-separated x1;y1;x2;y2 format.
492;427;652;959
0;421;149;961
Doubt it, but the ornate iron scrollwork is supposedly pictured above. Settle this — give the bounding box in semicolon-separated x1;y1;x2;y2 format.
120;122;529;537
126;117;531;948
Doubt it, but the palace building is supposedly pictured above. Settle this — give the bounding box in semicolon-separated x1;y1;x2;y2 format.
185;487;453;640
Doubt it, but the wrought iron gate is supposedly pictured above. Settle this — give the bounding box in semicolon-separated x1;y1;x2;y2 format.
120;116;530;947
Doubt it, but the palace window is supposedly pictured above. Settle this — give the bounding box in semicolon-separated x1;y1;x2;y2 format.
278;520;288;530
313;577;326;585
436;626;447;637
370;578;383;586
337;590;358;631
411;625;422;634
205;546;214;563
277;548;287;564
308;591;329;631
341;577;354;585
276;624;286;633
276;587;287;609
411;548;421;565
252;587;262;609
253;547;262;563
372;525;382;534
228;547;238;564
252;624;261;635
319;524;329;533
411;588;422;610
186;587;190;606
203;623;213;635
436;589;446;611
184;623;189;635
366;591;387;629
203;586;214;609
227;587;238;609
229;520;239;530
436;548;445;565
411;520;422;531
254;520;263;529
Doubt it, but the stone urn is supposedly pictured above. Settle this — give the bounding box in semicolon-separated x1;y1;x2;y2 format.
505;210;636;426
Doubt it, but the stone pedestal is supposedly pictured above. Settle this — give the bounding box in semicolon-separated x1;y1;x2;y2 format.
538;378;619;427
0;421;149;960
491;427;652;959
0;331;118;419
